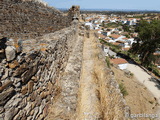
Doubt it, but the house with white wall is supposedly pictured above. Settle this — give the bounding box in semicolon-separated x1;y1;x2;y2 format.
85;22;94;29
110;58;128;70
102;46;117;57
102;31;111;36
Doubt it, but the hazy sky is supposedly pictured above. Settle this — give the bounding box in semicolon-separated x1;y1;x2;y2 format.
44;0;160;10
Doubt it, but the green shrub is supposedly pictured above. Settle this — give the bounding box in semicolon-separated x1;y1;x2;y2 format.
152;68;160;77
119;83;128;97
105;56;111;68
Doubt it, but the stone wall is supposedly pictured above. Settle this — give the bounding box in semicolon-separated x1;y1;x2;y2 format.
93;34;129;120
0;0;71;39
0;23;79;120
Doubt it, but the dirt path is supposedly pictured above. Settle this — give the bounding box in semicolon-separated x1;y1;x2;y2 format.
127;64;160;103
46;30;126;120
77;32;102;119
46;35;83;120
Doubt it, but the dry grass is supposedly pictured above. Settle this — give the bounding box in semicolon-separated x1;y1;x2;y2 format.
76;32;103;120
90;32;125;119
112;66;158;120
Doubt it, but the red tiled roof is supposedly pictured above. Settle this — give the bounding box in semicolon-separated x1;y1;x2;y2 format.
122;47;130;51
111;42;121;46
110;58;128;64
110;34;121;39
99;34;106;38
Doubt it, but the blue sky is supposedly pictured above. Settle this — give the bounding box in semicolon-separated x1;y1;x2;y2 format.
44;0;160;11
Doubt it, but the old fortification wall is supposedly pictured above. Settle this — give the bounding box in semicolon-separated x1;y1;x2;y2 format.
0;0;71;39
0;0;128;119
0;23;79;120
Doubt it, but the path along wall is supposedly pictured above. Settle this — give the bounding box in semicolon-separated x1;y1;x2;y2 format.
0;23;79;120
91;32;129;120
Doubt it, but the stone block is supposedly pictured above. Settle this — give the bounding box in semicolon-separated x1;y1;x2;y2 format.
8;60;19;69
21;86;28;95
0;88;15;106
27;81;34;94
5;46;16;62
13;63;28;77
21;64;38;84
0;80;13;93
4;107;19;120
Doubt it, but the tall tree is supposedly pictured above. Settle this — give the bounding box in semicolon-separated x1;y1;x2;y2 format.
130;20;160;67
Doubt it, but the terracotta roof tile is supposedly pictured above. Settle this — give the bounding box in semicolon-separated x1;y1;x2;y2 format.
110;58;128;64
110;34;121;39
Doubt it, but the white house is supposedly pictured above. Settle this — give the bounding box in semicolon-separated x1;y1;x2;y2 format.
127;38;135;45
119;41;130;48
85;22;94;29
110;58;128;70
102;46;117;57
102;31;111;36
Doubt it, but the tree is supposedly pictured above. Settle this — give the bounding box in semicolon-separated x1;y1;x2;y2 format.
102;21;105;27
122;24;131;32
130;20;160;67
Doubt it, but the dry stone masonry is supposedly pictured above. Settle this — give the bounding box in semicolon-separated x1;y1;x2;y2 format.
0;0;73;39
0;1;129;119
0;23;79;120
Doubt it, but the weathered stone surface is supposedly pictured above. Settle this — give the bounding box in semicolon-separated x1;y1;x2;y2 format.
0;88;15;106
20;116;27;120
13;110;24;120
0;80;13;92
37;114;44;120
12;98;22;107
0;113;4;120
27;81;34;94
30;91;37;102
47;81;53;94
43;104;49;117
21;86;28;95
4;97;22;109
40;91;49;99
1;68;9;80
18;98;27;109
31;76;38;82
21;64;38;84
4;107;19;120
15;82;21;88
27;116;32;120
24;102;32;116
8;60;19;69
35;95;42;106
32;107;39;120
0;107;4;114
0;68;4;79
5;46;16;62
13;63;28;77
